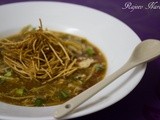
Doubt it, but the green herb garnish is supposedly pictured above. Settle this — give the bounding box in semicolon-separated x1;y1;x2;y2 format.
34;98;44;106
86;47;95;56
59;90;69;99
15;88;25;96
95;63;104;72
4;70;12;77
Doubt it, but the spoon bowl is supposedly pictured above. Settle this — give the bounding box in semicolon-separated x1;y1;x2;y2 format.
128;39;160;65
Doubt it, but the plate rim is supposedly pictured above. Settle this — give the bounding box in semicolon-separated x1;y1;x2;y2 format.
0;1;146;120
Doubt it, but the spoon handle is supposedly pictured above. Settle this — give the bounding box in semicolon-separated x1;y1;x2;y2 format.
54;61;136;118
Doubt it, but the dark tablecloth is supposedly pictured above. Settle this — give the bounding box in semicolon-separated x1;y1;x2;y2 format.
0;0;160;120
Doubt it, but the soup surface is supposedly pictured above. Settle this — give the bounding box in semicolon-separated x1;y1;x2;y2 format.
0;25;107;106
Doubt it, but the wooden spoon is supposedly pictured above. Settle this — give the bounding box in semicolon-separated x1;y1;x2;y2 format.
54;39;160;118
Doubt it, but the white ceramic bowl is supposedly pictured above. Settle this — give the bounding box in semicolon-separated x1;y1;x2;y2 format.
0;1;146;120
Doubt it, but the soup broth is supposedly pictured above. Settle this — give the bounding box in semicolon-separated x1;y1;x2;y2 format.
0;25;107;106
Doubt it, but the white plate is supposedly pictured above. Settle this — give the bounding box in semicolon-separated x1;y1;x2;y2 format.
0;1;146;120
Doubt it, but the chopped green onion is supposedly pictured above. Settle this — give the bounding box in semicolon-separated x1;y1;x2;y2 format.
4;70;12;77
15;88;25;96
86;47;95;56
59;90;69;99
34;98;44;106
95;63;104;72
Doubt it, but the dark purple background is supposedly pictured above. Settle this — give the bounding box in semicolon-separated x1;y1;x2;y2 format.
1;0;160;120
